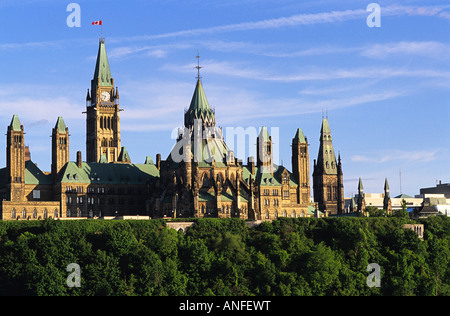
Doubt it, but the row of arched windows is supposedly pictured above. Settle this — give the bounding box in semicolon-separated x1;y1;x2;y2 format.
201;172;236;188
101;138;115;147
99;116;115;130
11;208;59;220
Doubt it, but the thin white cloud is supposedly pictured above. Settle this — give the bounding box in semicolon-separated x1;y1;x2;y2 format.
164;60;450;82
351;149;441;164
116;8;367;42
360;41;450;59
114;4;450;43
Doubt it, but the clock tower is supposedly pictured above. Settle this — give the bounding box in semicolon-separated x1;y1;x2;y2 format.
85;38;122;163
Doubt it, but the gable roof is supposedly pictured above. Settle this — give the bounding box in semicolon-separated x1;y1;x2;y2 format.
24;161;52;185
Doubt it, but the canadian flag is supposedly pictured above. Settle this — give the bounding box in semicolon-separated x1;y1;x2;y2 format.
92;20;102;25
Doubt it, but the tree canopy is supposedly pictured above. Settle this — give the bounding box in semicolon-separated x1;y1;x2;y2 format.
0;216;448;296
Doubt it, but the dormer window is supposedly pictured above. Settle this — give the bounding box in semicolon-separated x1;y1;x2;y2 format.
282;173;289;185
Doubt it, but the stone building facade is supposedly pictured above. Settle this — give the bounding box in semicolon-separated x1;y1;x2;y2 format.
0;38;337;220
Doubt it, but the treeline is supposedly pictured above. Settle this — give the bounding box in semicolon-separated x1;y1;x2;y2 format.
0;216;449;296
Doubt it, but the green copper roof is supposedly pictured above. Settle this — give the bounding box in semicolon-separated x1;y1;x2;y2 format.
316;118;338;175
93;39;113;87
358;178;363;191
242;164;297;187
184;79;215;127
58;161;159;185
54;117;67;133
394;194;413;199
144;156;153;164
321;118;332;135
118;147;131;163
10;114;21;131
25;161;52;185
293;128;306;143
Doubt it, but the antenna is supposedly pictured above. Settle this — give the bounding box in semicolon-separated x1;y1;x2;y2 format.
195;51;203;80
399;169;402;195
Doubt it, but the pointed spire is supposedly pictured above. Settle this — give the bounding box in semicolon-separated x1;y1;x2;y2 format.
86;89;91;107
118;146;131;163
195;50;203;81
384;178;390;198
184;79;215;128
10;114;22;131
93;38;112;87
316;118;337;175
358;177;364;192
259;126;271;141
320;118;332;137
54;116;67;133
293;128;306;144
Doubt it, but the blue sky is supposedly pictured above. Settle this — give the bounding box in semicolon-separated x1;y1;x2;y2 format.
0;0;448;198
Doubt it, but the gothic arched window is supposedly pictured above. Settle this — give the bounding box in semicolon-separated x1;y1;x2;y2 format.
202;174;209;188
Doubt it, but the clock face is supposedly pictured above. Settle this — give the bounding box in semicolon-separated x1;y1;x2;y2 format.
101;91;110;102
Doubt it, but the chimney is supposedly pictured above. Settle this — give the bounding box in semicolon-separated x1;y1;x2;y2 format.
248;156;255;175
156;153;161;171
76;151;82;168
25;145;31;162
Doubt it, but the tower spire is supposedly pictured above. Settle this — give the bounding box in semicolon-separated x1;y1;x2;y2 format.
195;51;203;81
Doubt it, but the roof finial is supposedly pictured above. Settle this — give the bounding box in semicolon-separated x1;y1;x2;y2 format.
195;50;203;81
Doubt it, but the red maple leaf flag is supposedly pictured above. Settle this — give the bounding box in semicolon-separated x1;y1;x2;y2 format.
92;20;102;25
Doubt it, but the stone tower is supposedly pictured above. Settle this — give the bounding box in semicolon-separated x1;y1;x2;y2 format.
312;118;344;215
51;117;69;183
86;38;121;163
257;127;273;175
292;128;310;204
7;114;25;202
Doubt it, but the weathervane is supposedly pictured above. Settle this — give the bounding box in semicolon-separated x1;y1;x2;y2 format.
195;50;203;80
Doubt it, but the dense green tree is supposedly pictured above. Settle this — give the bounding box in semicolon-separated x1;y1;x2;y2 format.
0;217;449;296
